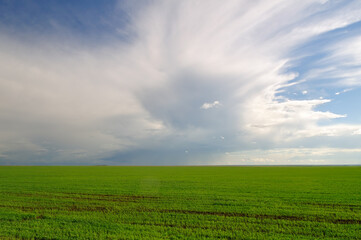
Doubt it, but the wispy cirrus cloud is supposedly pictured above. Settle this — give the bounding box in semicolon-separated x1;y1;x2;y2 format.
303;36;361;87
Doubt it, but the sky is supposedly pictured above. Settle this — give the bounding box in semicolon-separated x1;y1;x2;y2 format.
1;0;361;165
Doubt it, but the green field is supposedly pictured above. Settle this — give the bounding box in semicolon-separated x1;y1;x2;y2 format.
0;166;360;239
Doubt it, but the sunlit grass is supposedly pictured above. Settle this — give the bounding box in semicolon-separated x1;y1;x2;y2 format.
0;166;360;239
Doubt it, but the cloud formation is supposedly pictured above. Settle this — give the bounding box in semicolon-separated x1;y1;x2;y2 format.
215;148;361;165
201;101;221;110
0;0;361;165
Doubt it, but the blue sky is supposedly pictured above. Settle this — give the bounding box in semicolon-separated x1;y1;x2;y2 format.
1;0;361;165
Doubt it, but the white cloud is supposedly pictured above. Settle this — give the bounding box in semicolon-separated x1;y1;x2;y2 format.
335;88;353;95
295;124;361;138
243;89;348;141
352;129;361;135
201;101;221;110
213;148;361;165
